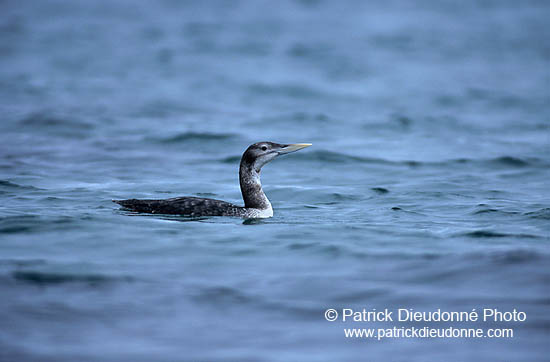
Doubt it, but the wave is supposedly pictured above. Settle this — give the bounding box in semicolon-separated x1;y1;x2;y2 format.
190;284;332;319
0;259;47;267
295;150;386;164
460;230;542;239
524;208;550;220
287;151;546;169
420;155;541;168
151;132;238;144
466;248;545;265
0;180;42;190
0;215;78;234
472;208;520;216
247;83;326;99
489;156;530;167
489;249;543;264
218;150;390;165
0;225;33;234
19;113;93;129
11;271;133;286
0;215;40;234
191;286;253;304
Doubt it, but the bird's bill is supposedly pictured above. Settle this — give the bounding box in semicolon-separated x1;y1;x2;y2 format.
278;143;312;154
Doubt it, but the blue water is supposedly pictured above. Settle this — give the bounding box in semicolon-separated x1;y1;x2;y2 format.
1;0;549;361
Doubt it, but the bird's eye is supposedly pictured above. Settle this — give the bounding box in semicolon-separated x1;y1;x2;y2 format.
261;146;267;151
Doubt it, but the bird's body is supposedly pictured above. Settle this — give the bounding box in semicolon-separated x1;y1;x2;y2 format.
113;196;248;217
113;142;311;218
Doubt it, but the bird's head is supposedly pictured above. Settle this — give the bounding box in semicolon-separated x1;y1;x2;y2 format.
241;142;312;172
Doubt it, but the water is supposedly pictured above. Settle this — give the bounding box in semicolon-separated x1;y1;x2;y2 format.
1;0;549;360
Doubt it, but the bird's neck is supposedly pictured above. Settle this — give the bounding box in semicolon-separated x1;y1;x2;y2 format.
239;163;271;210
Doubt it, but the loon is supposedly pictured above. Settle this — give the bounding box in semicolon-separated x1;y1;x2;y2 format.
113;142;311;218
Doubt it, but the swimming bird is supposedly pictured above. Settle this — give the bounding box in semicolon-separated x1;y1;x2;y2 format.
113;142;311;218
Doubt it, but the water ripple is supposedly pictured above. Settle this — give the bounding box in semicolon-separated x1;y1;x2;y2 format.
11;271;133;286
0;180;42;191
279;151;547;169
525;208;550;220
191;286;253;305
19;113;93;130
460;230;542;239
150;132;238;144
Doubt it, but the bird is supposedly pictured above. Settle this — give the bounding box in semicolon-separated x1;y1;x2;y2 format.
113;142;312;218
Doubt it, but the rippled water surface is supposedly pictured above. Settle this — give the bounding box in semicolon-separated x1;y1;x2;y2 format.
1;0;549;361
